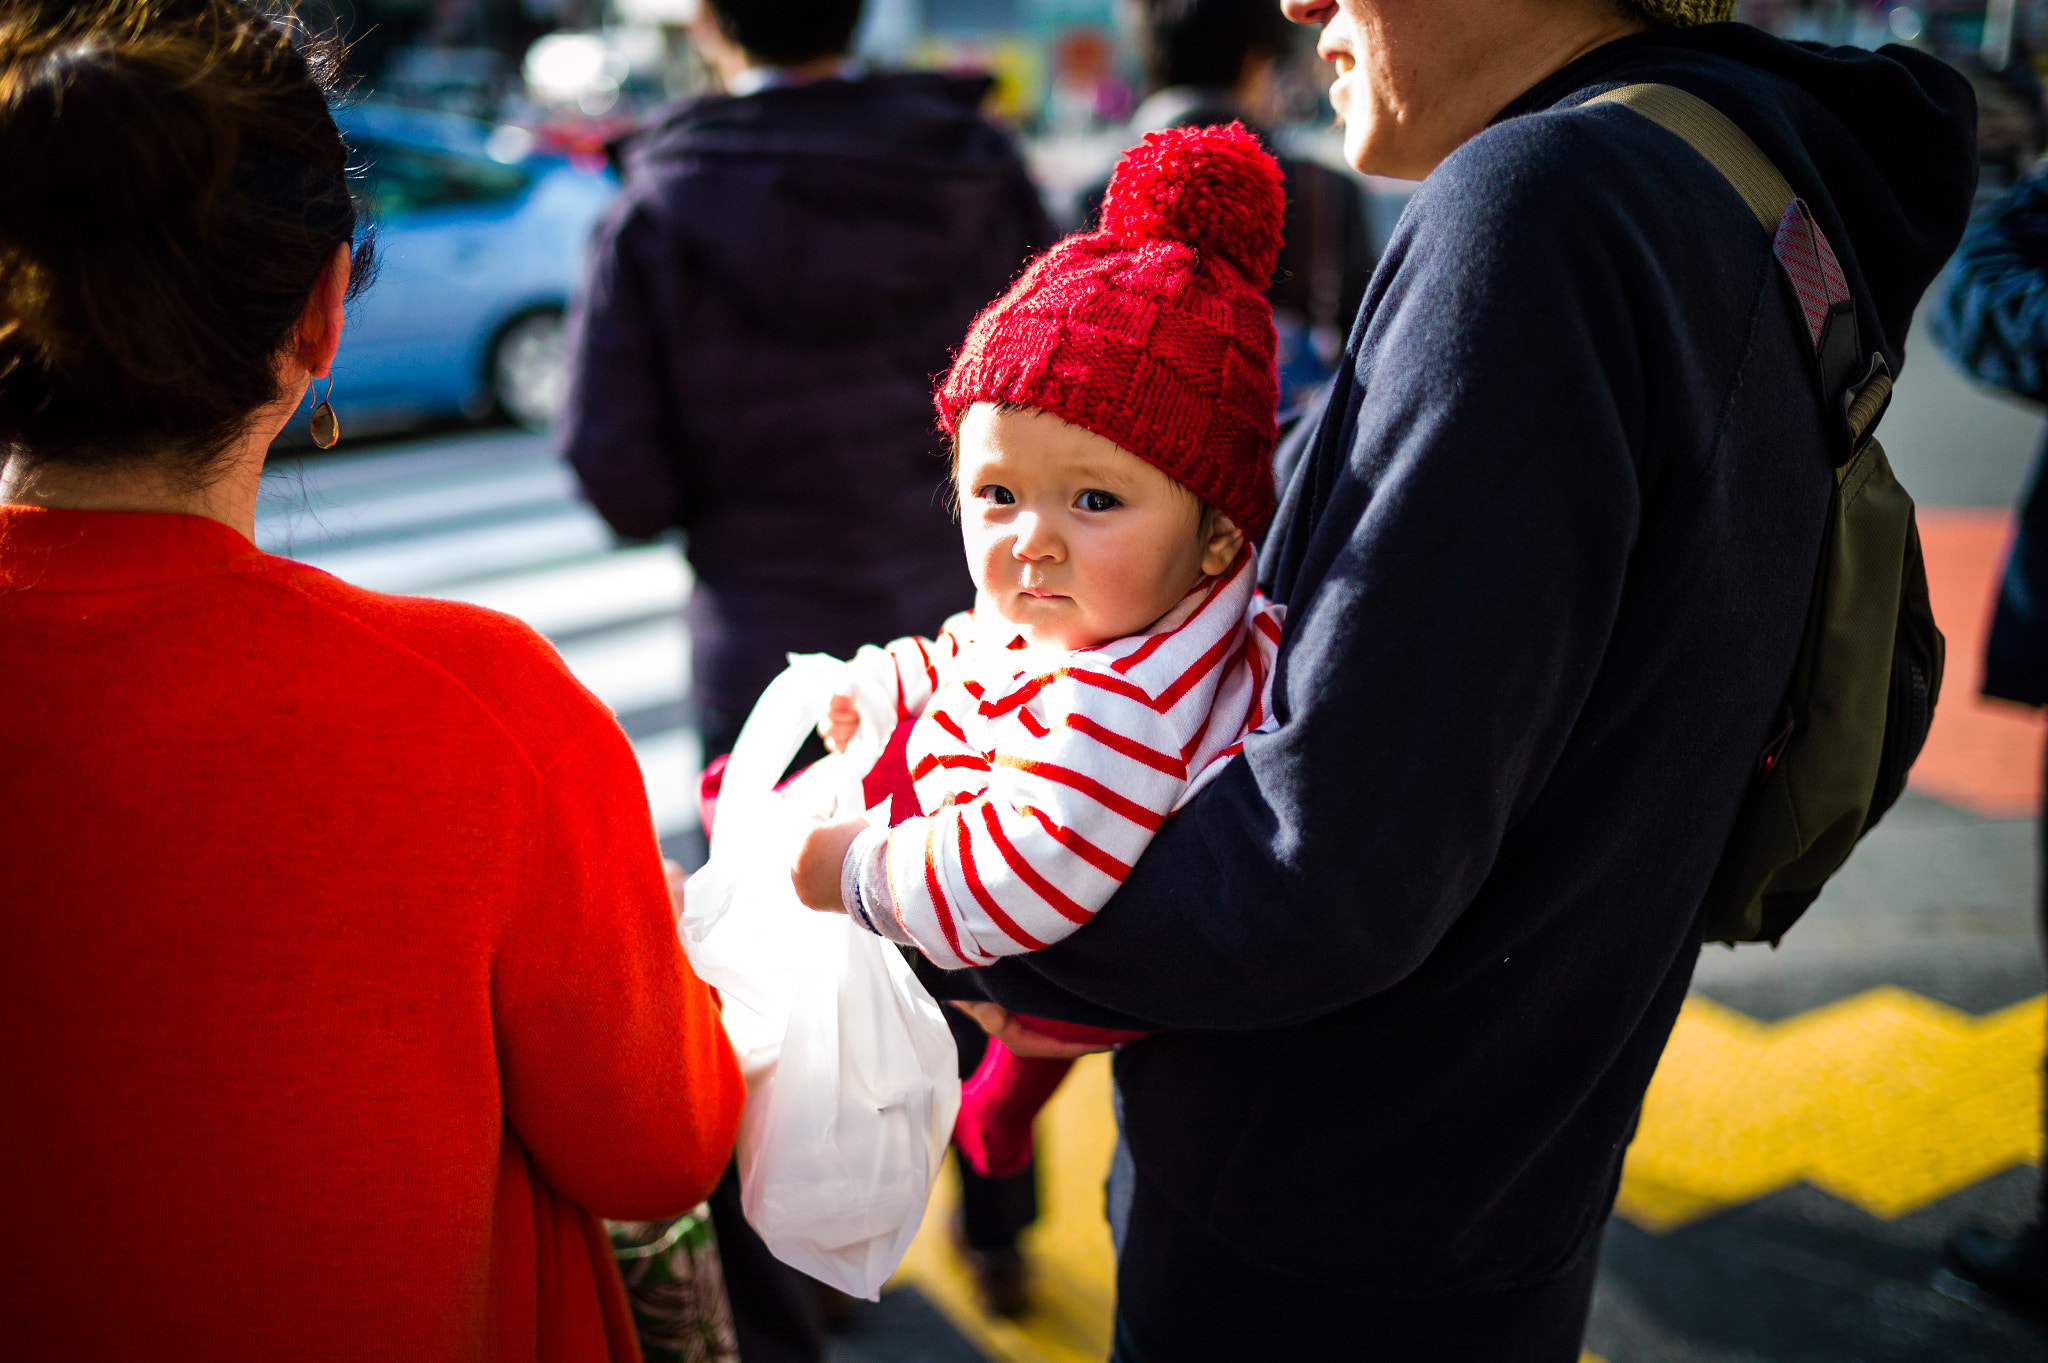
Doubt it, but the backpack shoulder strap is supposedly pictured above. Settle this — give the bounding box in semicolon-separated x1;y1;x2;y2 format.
1582;83;1791;233
1580;83;1943;946
1582;82;1892;452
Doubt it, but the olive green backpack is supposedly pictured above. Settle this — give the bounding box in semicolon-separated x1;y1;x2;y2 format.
1585;84;1946;944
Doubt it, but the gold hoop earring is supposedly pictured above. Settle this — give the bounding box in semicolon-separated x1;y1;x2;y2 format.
308;375;340;450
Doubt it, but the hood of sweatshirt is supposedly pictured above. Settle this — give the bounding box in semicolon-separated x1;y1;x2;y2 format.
617;71;1037;344
1502;24;1977;369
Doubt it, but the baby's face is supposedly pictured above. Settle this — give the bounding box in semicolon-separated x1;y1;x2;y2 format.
955;404;1240;651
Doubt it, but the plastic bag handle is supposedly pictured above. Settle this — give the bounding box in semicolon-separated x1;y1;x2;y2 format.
711;655;889;857
713;658;832;854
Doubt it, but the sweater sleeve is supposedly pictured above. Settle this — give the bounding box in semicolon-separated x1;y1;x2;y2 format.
1932;171;2048;402
495;721;743;1220
941;116;1659;1030
561;200;685;542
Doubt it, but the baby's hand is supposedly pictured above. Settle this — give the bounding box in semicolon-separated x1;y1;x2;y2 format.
819;693;859;754
791;814;868;912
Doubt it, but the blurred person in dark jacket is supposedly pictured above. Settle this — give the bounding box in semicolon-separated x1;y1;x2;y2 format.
558;1;1054;1350
561;0;1054;763
1932;170;2048;1318
1080;0;1377;412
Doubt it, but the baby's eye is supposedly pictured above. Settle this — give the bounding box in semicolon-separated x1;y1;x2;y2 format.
1076;489;1120;512
977;485;1015;506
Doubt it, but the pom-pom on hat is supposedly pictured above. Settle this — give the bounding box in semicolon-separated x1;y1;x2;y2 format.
937;121;1284;539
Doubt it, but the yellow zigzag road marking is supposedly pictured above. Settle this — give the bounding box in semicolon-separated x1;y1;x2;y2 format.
892;991;2043;1359
896;1053;1120;1363
1616;989;2045;1232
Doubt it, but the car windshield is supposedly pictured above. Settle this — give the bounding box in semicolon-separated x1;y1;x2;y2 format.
350;138;530;219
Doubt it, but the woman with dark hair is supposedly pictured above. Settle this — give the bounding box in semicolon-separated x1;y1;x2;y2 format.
0;3;743;1356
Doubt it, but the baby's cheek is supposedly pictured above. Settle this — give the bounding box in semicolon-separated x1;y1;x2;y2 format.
960;528;1002;589
1090;548;1175;634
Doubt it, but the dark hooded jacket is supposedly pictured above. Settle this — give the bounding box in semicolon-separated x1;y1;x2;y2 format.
560;73;1053;751
919;26;1975;1357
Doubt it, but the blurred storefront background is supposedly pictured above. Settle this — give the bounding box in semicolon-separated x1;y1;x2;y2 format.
290;0;2048;443
299;0;2048;208
303;0;1321;139
1739;0;2048;186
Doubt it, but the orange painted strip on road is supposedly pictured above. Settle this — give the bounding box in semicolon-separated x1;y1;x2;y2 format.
1908;508;2044;818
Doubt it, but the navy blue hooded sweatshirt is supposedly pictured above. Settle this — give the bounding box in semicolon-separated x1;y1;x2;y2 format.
920;26;1975;1358
560;73;1052;754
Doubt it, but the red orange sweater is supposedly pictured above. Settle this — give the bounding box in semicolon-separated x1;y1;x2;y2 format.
0;506;742;1360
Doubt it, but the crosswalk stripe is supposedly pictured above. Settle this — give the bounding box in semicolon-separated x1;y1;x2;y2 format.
256;463;576;551
293;508;615;596
259;434;700;841
633;727;705;842
556;618;689;719
266;429;555;494
439;545;691;639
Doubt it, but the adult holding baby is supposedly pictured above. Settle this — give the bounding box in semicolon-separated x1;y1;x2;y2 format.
0;2;741;1357
900;0;1974;1357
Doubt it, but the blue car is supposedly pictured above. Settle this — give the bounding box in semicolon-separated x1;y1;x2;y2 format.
314;101;617;436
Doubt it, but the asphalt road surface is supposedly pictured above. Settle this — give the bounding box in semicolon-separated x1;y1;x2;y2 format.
260;304;2048;1362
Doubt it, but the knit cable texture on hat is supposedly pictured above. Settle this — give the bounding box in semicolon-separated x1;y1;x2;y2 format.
1630;0;1735;23
938;121;1284;539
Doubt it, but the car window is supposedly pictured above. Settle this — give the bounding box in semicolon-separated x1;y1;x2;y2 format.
349;138;530;219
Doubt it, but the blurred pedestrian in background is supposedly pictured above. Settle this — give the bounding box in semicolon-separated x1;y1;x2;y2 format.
0;2;743;1357
1081;0;1376;412
1932;169;2048;1319
558;0;1053;1347
561;0;1053;765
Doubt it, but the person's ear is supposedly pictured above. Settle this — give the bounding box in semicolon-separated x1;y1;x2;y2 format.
297;242;350;380
1200;508;1245;576
688;6;745;84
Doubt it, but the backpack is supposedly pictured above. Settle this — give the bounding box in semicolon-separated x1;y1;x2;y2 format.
1584;83;1946;945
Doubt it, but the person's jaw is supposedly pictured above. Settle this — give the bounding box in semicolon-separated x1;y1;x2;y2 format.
1300;0;1648;180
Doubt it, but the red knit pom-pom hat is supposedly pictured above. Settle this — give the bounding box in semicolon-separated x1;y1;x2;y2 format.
937;121;1284;539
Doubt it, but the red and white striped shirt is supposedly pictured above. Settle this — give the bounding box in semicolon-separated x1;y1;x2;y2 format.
836;548;1283;970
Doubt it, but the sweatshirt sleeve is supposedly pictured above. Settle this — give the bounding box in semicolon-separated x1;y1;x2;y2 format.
1932;172;2048;402
941;117;1659;1031
561;199;685;542
494;721;743;1220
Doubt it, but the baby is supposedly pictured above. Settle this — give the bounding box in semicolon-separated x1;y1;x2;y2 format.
785;122;1288;1177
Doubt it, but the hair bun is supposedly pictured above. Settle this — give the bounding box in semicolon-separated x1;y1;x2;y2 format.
1099;121;1285;283
0;40;234;250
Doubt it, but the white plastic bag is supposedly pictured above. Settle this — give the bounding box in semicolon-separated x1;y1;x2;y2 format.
678;655;960;1299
